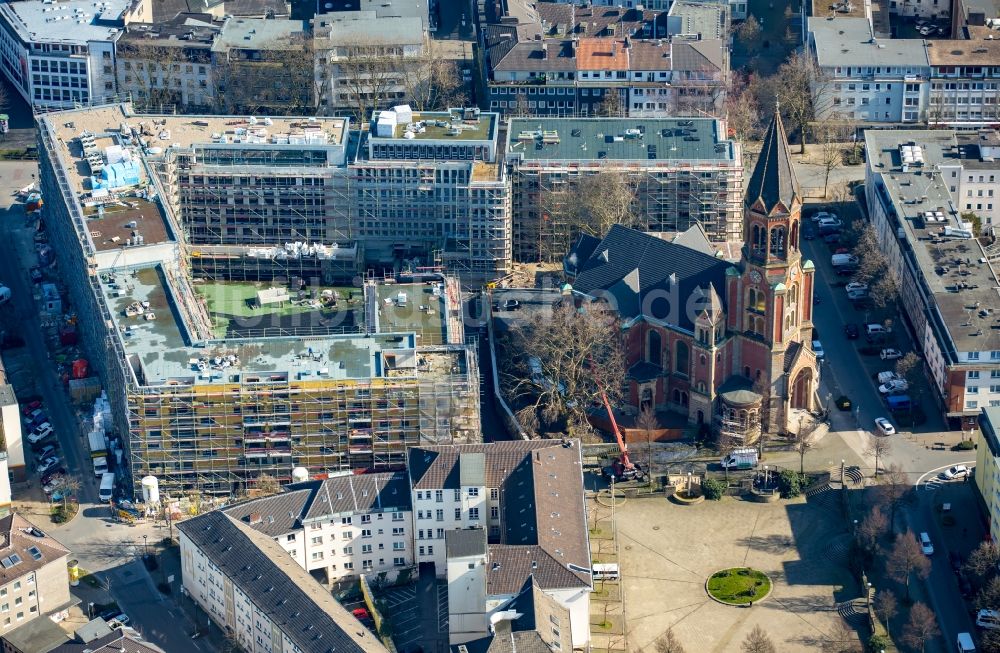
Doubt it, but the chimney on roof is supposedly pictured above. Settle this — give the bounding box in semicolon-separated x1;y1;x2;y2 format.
248;511;262;525
542;42;548;58
612;41;617;56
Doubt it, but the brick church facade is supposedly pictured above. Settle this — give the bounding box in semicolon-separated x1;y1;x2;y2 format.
565;110;819;441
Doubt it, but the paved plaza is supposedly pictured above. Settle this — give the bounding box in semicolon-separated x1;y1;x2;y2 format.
615;494;856;653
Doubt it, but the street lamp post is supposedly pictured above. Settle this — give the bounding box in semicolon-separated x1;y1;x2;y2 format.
142;535;148;559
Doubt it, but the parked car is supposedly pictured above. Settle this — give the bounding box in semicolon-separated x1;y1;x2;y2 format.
26;425;53;444
27;413;48;429
37;457;60;475
103;612;129;627
943;465;970;480
43;476;67;495
812;211;839;222
41;468;66;486
919;531;934;555
874;417;896;435
879;379;909;395
845;282;869;294
34;445;57;461
877;371;901;385
844;323;860;339
502;299;521;310
352;608;371;620
847;289;869;301
20;401;41;416
22;409;43;425
866;323;891;338
880;348;903;361
976;609;1000;630
812;340;825;361
823;233;842;244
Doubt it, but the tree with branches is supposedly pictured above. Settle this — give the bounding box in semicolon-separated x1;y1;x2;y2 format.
792;415;819;474
775;51;823;154
822;617;862;653
874;589;898;638
652;627;688;653
864;434;892;478
873;463;909;528
886;530;931;601
500;299;626;439
977;576;1000;612
726;72;763;146
813;119;852;198
901;602;939;653
735;16;762;56
539;170;639;260
253;473;282;497
856;505;888;554
320;39;408;125
215;32;316;115
116;39;192;112
964;542;1000;584
741;625;777;653
398;38;467;111
598;89;625;117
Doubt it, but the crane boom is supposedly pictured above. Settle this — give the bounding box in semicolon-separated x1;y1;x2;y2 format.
590;357;635;472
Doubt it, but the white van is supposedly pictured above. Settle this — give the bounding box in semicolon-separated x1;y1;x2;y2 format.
866;323;891;337
977;609;1000;630
592;563;620;581
98;472;115;502
957;632;976;652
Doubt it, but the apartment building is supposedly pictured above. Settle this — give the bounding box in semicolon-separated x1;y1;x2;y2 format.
178;510;390;653
2;616;166;653
541;0;747;20
506;116;742;261
0;0;150;110
0;360;23;492
359;107;511;280
407;440;592;650
37;104;481;498
115;13;225;113
312;12;425;118
975;406;1000;543
926;30;1000;125
221;472;413;583
0;515;71;635
480;3;728;117
864;129;1000;429
808;17;929;122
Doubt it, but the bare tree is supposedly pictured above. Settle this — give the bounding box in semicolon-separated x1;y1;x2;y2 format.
864;434;892;477
792;415;819;474
873;589;898;637
741;625;777;653
598;88;625;117
726;72;763;145
901;602;939;653
964;542;1000;581
813;119;850;198
216;33;316;115
116;40;190;112
539;170;639;260
894;352;922;389
323;40;407;125
60;477;81;510
981;629;1000;653
856;505;888;553
500;300;626;438
735;15;762;56
822;617;862;653
515;405;541;438
873;463;909;528
637;404;658;478
776;51;822;154
977;576;1000;612
653;627;688;653
398;38;467;111
886;530;931;601
253;473;282;497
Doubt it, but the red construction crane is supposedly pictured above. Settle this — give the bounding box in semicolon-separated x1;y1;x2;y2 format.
592;359;643;482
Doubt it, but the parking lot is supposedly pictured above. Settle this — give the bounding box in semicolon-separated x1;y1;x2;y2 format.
379;579;448;651
618;495;855;652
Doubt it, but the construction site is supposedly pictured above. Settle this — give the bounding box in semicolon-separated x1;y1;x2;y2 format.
505;117;744;262
37;103;481;498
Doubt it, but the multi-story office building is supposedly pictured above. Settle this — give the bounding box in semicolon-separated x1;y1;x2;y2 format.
480;2;728;117
359;107;511;280
115;12;225;113
864;129;1000;428
926;31;1000;125
221;472;412;583
0;514;71;634
807;17;929;123
0;0;149;110
407;440;592;650
37;104;481;498
178;510;390;653
505;116;742;261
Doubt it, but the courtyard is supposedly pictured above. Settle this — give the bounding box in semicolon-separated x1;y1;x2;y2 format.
614;493;858;652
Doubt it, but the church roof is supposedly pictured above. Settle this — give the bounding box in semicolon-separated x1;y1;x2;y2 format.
570;225;732;330
745;109;798;213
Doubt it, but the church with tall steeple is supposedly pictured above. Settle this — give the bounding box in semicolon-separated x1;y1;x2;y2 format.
565;109;819;441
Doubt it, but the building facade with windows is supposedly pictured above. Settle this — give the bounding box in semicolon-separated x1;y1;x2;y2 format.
807;17;929;123
864;129;1000;428
0;514;71;635
0;0;149;110
976;406;1000;543
221;472;413;583
926;34;1000;126
178;510;391;653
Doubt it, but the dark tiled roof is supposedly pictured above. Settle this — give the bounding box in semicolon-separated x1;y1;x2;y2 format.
222;489;312;537
48;630;166;653
177;512;389;653
0;514;70;588
296;472;411;521
565;234;601;276
409;442;590;592
571;225;733;328
628;361;661;382
445;528;487;558
745;110;799;213
486;545;587;594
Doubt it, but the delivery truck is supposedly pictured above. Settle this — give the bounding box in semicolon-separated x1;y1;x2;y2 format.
721;447;759;470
